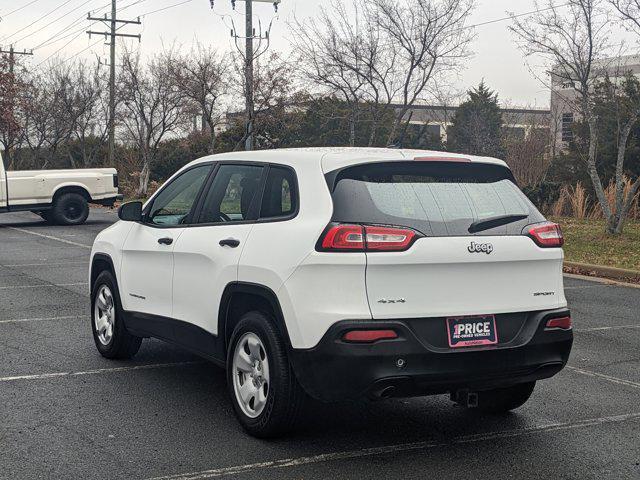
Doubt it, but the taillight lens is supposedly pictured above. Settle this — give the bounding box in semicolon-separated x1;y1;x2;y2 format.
526;222;564;248
321;224;364;250
365;226;416;251
319;224;418;252
342;329;398;343
545;316;572;330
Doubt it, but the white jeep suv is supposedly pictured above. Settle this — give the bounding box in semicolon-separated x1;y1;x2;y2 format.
89;148;573;437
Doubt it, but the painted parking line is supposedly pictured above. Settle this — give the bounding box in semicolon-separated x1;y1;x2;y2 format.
0;282;88;290
146;412;640;480
566;366;640;390
0;261;89;268
576;325;640;332
0;361;202;383
1;225;92;249
0;315;84;325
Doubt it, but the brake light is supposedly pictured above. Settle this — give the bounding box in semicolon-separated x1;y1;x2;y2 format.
319;224;418;252
526;222;564;248
343;329;398;343
545;316;572;330
413;156;471;163
321;224;364;250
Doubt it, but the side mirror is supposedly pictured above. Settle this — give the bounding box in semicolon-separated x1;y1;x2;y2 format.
118;201;143;222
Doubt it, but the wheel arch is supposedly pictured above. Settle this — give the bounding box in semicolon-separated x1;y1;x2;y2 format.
90;253;117;290
219;282;292;355
52;184;92;203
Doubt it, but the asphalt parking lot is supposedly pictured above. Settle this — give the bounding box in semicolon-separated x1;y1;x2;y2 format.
1;208;639;480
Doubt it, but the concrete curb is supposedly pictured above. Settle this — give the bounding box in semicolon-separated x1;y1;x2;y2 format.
564;261;640;283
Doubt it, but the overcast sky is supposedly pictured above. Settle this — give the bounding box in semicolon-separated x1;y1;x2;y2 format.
0;0;635;108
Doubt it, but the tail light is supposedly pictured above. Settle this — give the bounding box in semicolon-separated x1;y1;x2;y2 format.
342;329;398;343
319;224;418;252
320;224;364;250
526;222;564;248
545;316;572;330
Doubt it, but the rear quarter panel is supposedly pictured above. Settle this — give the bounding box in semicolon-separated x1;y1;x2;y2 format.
238;159;373;348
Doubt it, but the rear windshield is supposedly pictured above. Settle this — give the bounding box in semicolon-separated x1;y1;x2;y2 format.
327;162;545;237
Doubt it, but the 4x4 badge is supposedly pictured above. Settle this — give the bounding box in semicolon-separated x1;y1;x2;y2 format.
468;241;493;254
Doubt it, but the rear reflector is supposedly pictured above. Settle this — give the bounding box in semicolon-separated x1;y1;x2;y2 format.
342;329;398;343
526;222;564;248
545;316;572;330
320;224;419;252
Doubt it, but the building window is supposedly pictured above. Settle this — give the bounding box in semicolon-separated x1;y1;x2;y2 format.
561;113;574;142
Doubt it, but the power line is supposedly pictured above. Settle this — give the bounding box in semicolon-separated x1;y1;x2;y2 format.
2;0;77;43
475;2;572;30
87;1;142;166
0;0;39;19
139;0;196;17
11;0;98;46
31;1;114;51
36;28;87;66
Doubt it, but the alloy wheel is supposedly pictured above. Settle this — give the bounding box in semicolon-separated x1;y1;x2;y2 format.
232;332;270;418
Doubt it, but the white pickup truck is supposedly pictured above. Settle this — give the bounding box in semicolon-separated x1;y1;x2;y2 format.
0;153;122;225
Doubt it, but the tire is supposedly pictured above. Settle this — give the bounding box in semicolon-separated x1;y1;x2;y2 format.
91;270;142;359
51;192;89;225
226;311;306;438
474;382;536;413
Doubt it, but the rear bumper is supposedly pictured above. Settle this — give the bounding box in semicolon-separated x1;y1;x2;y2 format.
289;308;573;402
93;194;123;207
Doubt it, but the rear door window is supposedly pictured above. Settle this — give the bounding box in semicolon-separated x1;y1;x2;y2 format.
328;162;544;236
260;166;297;219
197;164;265;224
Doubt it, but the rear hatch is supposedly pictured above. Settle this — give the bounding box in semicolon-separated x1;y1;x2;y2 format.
326;160;566;320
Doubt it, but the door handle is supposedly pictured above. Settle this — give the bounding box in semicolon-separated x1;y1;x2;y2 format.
219;238;240;248
158;237;173;245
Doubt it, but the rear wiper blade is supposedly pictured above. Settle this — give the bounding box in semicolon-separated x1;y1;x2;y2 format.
468;214;528;234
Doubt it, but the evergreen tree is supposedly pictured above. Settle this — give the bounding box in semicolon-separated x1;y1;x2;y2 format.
448;82;505;157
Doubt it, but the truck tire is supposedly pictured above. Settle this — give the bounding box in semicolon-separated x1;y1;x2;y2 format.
227;311;306;438
51;192;89;225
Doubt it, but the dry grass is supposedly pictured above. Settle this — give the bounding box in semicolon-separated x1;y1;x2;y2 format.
549;177;640;221
552;216;640;270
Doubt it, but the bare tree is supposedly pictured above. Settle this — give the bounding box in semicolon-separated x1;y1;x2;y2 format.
167;44;229;153
119;49;186;196
0;56;25;169
503;118;552;187
290;1;367;146
228;51;297;150
20;62;79;169
371;0;474;144
68;61;109;167
609;0;640;32
508;0;636;233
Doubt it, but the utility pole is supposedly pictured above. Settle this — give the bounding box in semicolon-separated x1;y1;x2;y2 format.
87;1;141;166
0;45;33;74
217;0;280;151
244;0;254;151
0;45;32;168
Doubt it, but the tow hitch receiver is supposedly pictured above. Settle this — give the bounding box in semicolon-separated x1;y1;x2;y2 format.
451;389;479;408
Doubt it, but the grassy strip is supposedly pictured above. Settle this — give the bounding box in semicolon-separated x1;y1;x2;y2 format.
552;217;640;271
